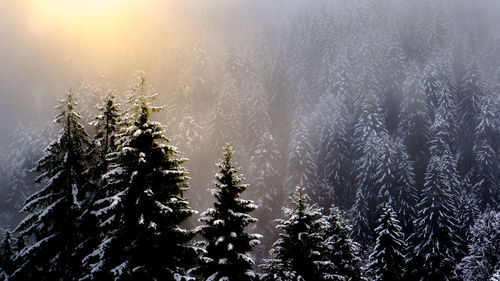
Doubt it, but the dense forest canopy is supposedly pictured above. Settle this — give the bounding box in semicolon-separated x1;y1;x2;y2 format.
0;0;500;280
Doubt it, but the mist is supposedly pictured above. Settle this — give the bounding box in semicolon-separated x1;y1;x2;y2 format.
1;0;500;279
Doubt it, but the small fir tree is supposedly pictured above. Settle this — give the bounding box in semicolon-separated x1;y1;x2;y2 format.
193;144;261;281
322;206;363;281
262;186;331;281
368;203;406;281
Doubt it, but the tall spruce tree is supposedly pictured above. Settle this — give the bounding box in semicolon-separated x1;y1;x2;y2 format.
391;140;418;236
261;186;331;281
368;203;406;281
408;104;462;280
473;80;499;210
322;206;363;281
193;144;261;281
84;79;195;280
80;92;124;279
13;93;89;280
248;132;283;261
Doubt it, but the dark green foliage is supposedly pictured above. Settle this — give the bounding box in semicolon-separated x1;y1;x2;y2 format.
194;144;260;281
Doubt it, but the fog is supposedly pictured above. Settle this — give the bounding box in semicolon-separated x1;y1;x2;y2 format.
1;0;500;266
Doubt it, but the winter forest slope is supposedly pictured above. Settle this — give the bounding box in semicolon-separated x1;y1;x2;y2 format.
0;0;500;280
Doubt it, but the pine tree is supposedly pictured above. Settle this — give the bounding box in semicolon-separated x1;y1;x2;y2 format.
408;155;461;280
210;74;241;153
248;132;283;260
286;115;317;196
351;187;371;246
368;203;406;281
13;92;89;280
322;206;363;281
80;92;124;279
472;80;498;210
457;60;484;175
316;95;354;210
456;210;500;281
398;63;429;190
262;186;330;281
193;144;261;281
0;230;14;281
391;140;418;236
89;92;123;175
84;80;195;280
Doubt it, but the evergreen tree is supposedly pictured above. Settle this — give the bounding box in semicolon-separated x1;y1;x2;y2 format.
248;132;283;260
322;206;363;281
210;74;241;154
368;203;406;281
351;188;371;246
391;140;418;236
80;92;124;279
13;93;89;280
89;92;123;175
398;63;429;190
456;210;500;281
262;186;331;281
0;230;14;281
193;144;261;281
316;95;354;210
84;81;195;280
286;115;317;196
472;80;499;210
457;60;484;175
409;155;461;280
352;90;389;239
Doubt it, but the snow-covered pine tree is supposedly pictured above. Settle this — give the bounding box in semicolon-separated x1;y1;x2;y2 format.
391;140;418;236
261;186;331;281
351;190;371;247
286;114;317;198
455;173;480;255
408;109;461;280
472;79;499;210
210;74;241;154
457;60;484;175
368;203;406;281
398;63;429;188
89;92;123;175
456;210;500;281
316;94;354;210
13;92;89;280
79;92;124;279
248;132;282;260
1;124;49;228
0;230;14;281
322;206;363;281
193;144;261;281
245;81;271;153
352;89;389;238
84;79;195;281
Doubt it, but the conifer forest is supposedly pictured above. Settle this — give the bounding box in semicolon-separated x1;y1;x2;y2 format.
1;0;500;280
